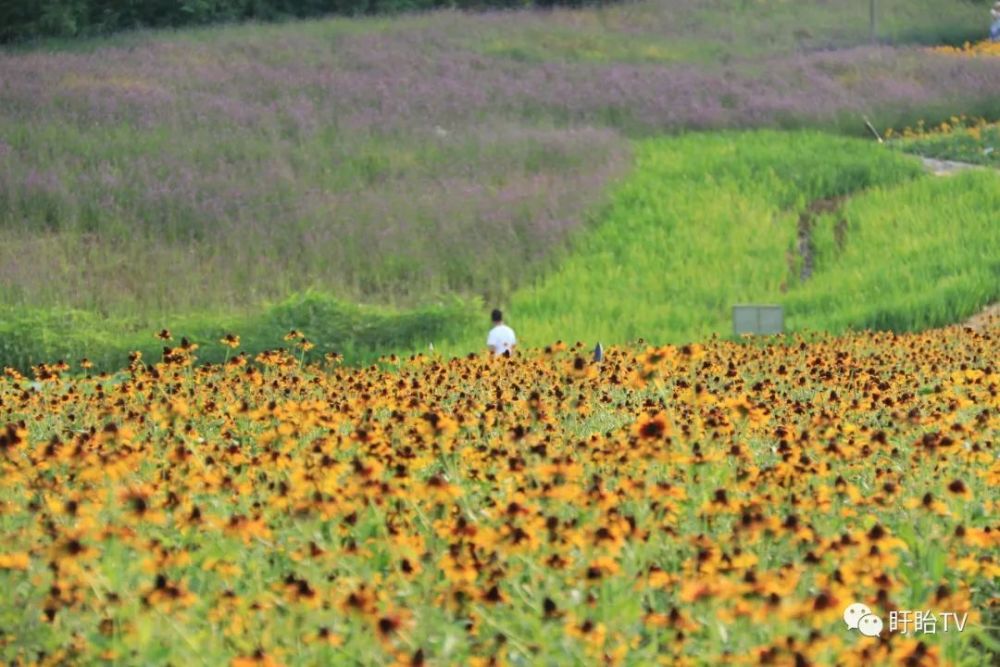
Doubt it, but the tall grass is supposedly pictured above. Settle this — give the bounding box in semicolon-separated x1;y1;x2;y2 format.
2;131;997;370
0;121;626;314
0;2;997;321
0;292;478;372
787;170;1000;332
467;0;993;64
444;132;997;352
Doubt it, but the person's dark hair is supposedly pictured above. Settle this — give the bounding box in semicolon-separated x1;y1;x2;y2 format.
491;309;503;323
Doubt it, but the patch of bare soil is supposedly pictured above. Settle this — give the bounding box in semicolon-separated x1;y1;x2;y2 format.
784;196;847;290
920;157;985;176
963;303;1000;332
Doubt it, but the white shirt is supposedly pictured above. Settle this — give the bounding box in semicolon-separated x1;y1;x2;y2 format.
487;324;516;356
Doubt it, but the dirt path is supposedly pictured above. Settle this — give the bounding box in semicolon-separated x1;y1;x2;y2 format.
920;156;999;176
963;303;1000;332
921;156;984;176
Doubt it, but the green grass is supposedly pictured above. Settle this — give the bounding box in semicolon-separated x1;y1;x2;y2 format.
475;26;713;65
11;1;991;59
0;292;477;373
465;0;992;65
786;169;1000;331
5;131;1000;371
892;123;1000;167
2;1;997;325
3;131;998;371
442;131;999;353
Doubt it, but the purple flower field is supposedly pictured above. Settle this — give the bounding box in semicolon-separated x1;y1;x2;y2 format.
0;2;997;316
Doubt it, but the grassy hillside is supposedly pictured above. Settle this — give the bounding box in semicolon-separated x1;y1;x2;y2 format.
7;131;994;372
1;2;998;319
785;170;1000;331
444;132;999;353
0;293;478;372
0;2;998;368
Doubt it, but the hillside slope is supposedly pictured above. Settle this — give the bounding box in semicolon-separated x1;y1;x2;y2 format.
449;132;1000;352
1;1;998;319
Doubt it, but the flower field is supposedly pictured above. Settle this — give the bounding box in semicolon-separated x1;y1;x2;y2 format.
1;3;999;663
1;326;998;665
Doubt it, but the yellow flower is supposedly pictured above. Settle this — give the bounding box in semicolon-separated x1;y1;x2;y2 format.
231;650;283;667
0;552;30;570
220;333;241;349
630;411;672;440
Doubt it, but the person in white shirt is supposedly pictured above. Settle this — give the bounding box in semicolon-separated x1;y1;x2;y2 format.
487;309;516;357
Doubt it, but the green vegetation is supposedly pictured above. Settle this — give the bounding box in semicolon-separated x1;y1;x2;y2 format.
6;0;993;48
0;293;476;372
3;131;998;371
468;0;993;65
4;131;999;371
786;169;1000;331
1;2;998;369
892;123;1000;167
455;132;998;352
0;0;605;43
